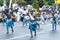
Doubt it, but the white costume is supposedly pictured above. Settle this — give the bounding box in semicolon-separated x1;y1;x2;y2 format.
16;12;20;22
24;15;30;20
29;13;35;20
22;10;28;15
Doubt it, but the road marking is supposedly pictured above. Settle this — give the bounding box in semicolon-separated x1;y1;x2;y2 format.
5;31;45;40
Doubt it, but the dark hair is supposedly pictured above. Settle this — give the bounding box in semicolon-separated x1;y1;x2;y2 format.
7;15;11;19
53;16;56;21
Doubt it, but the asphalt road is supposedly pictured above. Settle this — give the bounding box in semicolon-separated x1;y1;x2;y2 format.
0;21;60;40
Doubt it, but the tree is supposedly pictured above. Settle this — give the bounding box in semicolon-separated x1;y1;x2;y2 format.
32;0;39;9
38;0;44;7
45;0;55;5
17;0;26;5
6;0;10;6
0;0;3;5
24;0;33;5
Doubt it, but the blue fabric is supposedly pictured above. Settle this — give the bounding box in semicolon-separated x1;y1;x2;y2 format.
6;19;14;32
6;19;14;27
23;19;29;25
52;21;56;30
29;23;33;30
55;16;58;21
2;18;6;23
23;19;27;24
30;28;36;36
29;22;34;36
29;22;37;36
33;21;39;28
29;21;38;30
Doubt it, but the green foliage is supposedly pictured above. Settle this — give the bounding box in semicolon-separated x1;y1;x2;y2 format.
0;0;55;8
32;0;39;9
6;0;10;6
0;0;3;5
17;0;26;5
38;0;44;7
45;0;55;5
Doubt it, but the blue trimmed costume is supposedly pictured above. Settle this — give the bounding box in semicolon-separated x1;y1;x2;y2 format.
6;19;14;34
29;21;39;38
52;17;56;31
2;18;6;23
